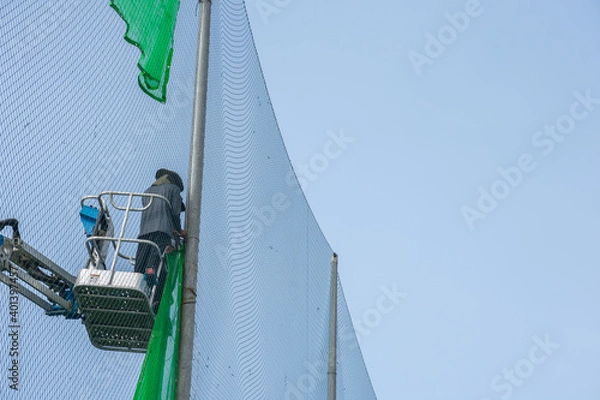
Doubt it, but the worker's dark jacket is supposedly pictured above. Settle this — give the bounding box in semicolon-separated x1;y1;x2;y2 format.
139;182;183;239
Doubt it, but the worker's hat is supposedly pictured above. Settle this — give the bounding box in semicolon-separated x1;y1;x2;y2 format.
156;168;184;192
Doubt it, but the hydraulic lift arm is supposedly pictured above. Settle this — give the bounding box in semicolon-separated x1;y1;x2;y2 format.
0;221;78;318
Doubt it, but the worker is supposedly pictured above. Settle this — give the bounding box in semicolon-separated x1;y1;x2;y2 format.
135;169;186;311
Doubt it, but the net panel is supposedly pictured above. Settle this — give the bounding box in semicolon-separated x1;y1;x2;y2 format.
0;0;376;398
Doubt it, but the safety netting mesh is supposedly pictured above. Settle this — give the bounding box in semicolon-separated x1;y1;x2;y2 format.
0;0;376;399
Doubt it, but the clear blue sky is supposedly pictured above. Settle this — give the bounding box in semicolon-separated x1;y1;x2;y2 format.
246;0;600;399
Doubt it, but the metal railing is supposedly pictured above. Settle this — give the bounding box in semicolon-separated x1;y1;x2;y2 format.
80;191;174;289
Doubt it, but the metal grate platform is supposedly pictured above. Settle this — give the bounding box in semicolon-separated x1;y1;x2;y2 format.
74;269;155;352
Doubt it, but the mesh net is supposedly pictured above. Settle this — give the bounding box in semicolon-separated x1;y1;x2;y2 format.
0;0;376;398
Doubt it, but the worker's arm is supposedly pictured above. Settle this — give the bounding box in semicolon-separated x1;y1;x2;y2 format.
167;185;183;233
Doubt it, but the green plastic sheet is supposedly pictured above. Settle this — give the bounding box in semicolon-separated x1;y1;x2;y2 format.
133;247;184;400
110;0;181;103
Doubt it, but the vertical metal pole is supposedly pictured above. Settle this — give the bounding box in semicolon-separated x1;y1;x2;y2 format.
328;253;338;400
178;1;211;399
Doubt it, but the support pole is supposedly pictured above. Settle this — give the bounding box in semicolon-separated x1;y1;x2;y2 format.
178;1;212;398
328;252;338;400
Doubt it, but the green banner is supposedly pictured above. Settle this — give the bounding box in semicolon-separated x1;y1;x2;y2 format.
110;0;181;103
133;247;184;400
